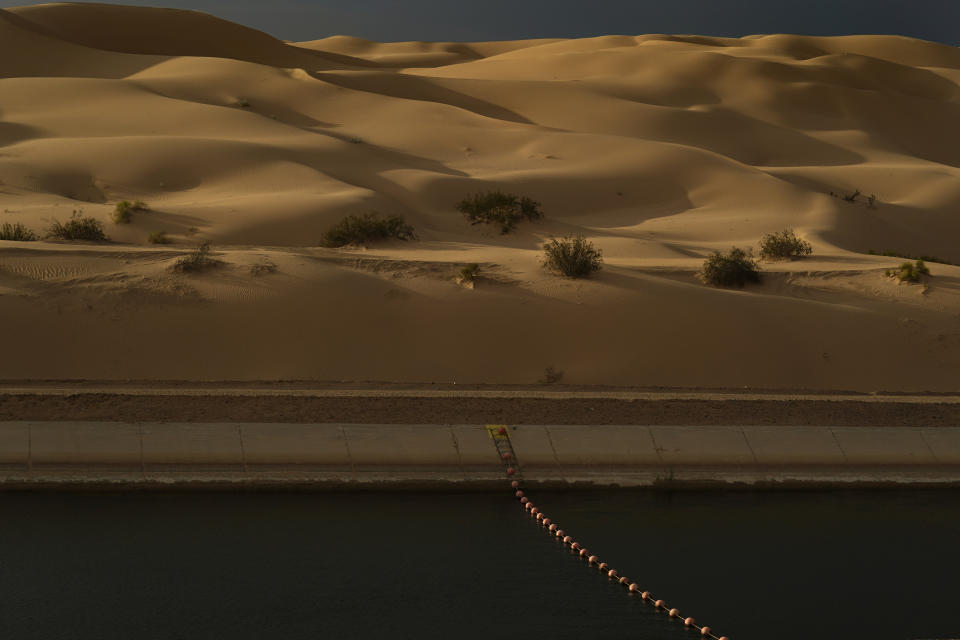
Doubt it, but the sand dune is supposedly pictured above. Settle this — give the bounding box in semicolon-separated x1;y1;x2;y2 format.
1;3;959;390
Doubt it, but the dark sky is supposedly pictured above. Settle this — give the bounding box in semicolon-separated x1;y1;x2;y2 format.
7;0;960;45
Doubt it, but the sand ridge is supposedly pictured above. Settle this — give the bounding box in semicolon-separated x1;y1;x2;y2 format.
1;3;959;390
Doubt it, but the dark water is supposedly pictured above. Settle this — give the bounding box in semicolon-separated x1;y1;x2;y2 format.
0;490;957;640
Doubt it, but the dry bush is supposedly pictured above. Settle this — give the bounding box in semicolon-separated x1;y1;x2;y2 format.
172;240;222;273
886;259;929;283
46;213;108;241
456;191;543;234
542;235;603;278
759;229;812;260
148;231;172;245
699;247;761;287
0;222;37;241
113;199;149;224
321;213;416;247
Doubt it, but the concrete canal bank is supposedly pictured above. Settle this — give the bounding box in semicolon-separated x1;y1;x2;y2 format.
2;422;959;489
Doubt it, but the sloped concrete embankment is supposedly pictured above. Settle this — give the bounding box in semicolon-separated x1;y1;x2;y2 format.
1;423;959;488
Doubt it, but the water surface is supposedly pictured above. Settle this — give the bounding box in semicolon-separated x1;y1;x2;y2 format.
0;490;957;639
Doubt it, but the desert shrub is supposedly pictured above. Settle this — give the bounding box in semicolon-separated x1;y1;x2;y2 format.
250;259;277;276
321;212;416;247
759;229;812;260
148;231;172;245
456;191;543;234
0;222;37;241
699;247;761;287
172;240;222;273
46;213;108;241
542;235;603;278
886;259;930;283
459;263;480;283
113;199;149;224
235;97;250;108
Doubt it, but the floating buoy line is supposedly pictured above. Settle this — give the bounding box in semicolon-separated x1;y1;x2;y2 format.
489;425;730;640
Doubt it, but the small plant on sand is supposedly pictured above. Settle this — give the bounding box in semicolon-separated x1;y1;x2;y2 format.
539;366;564;384
148;231;172;245
699;247;761;287
542;235;603;278
113;199;149;224
250;259;278;276
172;240;222;273
886;259;930;283
234;97;250;108
456;191;543;234
458;263;480;283
46;213;108;241
321;212;416;248
0;222;37;241
758;229;812;260
829;188;878;206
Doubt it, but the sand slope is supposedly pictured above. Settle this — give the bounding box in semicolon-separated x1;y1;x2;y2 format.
1;3;959;390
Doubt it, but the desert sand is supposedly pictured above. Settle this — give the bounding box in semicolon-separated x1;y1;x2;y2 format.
1;3;959;391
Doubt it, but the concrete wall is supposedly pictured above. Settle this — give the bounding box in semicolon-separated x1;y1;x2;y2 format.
1;422;959;487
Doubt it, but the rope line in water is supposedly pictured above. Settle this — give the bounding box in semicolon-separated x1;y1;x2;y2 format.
491;425;729;640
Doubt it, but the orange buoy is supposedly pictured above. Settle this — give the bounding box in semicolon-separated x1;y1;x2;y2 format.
510;480;519;488
654;600;665;609
700;628;711;637
555;529;565;538
536;513;544;520
607;569;618;579
618;577;629;585
628;583;638;592
684;617;696;627
548;524;558;532
669;608;680;618
579;549;589;557
502;452;512;460
641;591;651;601
506;467;515;475
525;503;533;510
571;542;581;550
587;555;598;564
542;518;551;526
562;536;572;544
718;637;729;640
530;507;538;514
515;490;524;498
520;497;529;504
597;562;608;571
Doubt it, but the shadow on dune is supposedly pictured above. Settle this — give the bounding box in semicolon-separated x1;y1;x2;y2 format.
0;120;44;149
818;201;960;265
310;70;536;125
630;106;867;167
4;3;362;71
0;9;168;79
137;210;209;233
